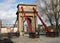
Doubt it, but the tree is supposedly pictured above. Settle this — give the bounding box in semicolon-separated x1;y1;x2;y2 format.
35;0;60;32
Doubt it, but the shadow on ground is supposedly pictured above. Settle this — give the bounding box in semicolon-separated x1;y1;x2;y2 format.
0;38;13;43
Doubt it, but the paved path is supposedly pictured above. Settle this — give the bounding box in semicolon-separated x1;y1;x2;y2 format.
11;35;60;43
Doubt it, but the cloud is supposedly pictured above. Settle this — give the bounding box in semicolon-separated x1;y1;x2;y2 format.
0;0;35;26
0;0;18;25
0;0;16;10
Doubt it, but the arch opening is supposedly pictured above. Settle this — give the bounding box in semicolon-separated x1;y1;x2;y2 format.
24;18;32;33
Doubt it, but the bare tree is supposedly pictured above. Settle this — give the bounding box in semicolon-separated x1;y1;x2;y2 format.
36;0;60;32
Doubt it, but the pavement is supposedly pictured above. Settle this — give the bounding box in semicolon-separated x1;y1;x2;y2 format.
11;35;60;43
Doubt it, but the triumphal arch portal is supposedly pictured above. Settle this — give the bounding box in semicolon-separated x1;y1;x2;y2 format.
16;4;37;35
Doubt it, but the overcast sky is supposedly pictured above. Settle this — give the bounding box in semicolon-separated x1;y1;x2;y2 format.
0;0;35;26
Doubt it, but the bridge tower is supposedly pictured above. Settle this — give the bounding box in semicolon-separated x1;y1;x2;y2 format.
16;4;37;36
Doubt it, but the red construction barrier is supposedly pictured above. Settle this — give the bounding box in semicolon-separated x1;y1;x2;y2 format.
33;7;51;32
21;7;34;33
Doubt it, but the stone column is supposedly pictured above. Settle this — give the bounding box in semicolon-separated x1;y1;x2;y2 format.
34;16;37;31
18;14;24;36
32;17;36;32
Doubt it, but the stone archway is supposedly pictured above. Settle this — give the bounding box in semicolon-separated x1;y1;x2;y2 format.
16;4;37;36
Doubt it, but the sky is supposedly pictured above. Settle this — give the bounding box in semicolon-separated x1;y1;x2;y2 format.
0;0;35;26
